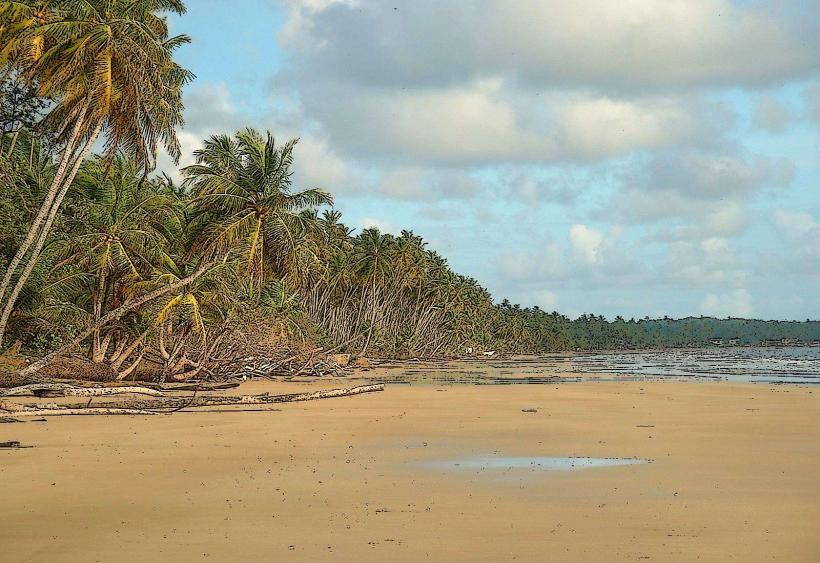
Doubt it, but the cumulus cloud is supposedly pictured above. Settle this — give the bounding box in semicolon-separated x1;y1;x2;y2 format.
295;79;716;166
279;0;820;92
569;224;604;264
699;289;753;318
291;136;352;189
495;243;566;286
272;0;820;169
629;150;793;201
772;209;820;239
358;217;395;233
608;149;793;241
660;238;749;289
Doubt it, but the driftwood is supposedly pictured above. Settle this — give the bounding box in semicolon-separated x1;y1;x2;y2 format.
29;381;240;392
0;440;24;448
7;408;157;416
92;384;386;410
0;383;163;398
1;384;385;416
150;382;239;392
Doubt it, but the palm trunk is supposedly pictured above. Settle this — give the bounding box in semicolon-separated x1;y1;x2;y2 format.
0;119;101;346
90;266;107;361
158;322;170;360
116;349;146;381
0;104;88;318
5;129;20;157
106;335;127;365
21;260;217;377
110;328;150;372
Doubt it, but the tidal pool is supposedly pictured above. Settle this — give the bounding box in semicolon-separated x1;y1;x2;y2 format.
428;456;650;471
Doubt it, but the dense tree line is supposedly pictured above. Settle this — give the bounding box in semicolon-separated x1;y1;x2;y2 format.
493;306;820;352
1;2;817;380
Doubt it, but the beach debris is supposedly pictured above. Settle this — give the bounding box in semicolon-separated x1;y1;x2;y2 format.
0;383;163;398
0;440;28;448
1;384;385;416
329;354;351;367
4;407;158;416
353;356;372;368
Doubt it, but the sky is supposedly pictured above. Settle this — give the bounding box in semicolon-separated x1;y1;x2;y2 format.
160;0;820;321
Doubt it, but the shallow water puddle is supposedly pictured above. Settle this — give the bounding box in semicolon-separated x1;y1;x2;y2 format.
428;456;650;471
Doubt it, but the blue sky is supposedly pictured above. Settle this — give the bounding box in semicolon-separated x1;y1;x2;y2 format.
162;1;820;321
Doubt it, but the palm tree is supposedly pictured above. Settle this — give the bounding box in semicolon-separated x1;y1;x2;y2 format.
49;154;177;363
183;129;333;294
0;0;192;346
144;254;236;380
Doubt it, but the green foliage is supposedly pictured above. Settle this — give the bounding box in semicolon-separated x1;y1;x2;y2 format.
0;71;48;135
1;123;818;362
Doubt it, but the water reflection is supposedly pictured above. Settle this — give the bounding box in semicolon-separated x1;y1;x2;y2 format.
370;347;820;385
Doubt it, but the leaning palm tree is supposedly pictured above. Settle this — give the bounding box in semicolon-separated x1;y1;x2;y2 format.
51;154;177;363
141;254;236;381
183;129;333;294
0;0;192;346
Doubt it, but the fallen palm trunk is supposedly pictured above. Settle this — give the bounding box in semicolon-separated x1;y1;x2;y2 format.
1;384;385;416
97;384;386;410
7;407;157;416
0;383;164;398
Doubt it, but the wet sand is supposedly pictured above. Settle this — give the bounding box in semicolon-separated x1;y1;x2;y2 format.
2;374;819;561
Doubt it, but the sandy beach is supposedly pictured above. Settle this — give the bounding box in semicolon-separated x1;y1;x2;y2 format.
2;372;819;562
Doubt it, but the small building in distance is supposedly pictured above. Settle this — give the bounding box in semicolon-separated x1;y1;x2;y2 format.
709;338;723;346
727;337;741;346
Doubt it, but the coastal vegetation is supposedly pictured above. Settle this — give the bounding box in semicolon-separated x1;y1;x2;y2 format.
1;1;818;380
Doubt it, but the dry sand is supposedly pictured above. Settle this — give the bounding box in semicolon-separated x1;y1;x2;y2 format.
1;372;819;562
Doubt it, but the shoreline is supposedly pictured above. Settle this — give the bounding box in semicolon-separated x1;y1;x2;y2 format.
2;371;818;561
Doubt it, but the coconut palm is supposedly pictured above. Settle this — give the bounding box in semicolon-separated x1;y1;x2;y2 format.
0;0;192;346
141;253;236;380
50;154;177;362
183;129;333;293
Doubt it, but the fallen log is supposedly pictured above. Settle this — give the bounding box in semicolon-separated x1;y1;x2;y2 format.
7;408;157;416
0;384;164;398
97;384;386;410
151;382;239;392
2;384;385;416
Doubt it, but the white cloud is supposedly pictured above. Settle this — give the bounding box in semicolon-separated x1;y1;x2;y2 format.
358;217;395;234
699;289;753;318
609;149;793;241
292;136;351;189
296;80;720;165
569;224;604;265
533;290;559;311
281;0;820;91
556;97;700;158
773;209;820;239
